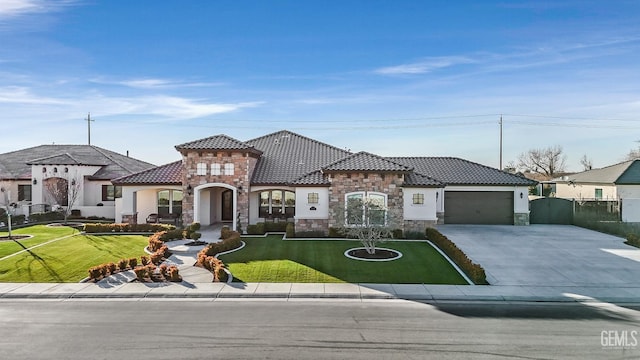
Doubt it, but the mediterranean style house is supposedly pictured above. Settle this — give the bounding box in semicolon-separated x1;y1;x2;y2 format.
0;145;154;219
113;130;536;233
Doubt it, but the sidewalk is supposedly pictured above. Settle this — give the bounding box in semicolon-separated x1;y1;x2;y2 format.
1;281;639;303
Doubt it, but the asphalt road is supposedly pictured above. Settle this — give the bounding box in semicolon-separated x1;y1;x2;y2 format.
1;299;639;359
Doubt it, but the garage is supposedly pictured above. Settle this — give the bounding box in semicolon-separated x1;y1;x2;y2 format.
444;191;514;224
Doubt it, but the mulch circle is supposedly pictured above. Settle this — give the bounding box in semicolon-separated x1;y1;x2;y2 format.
347;248;401;260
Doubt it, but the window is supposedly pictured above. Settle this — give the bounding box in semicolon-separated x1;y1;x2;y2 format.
595;188;603;200
345;192;387;226
196;163;207;175
211;163;221;175
307;192;319;204
102;185;122;201
259;190;296;218
412;193;424;205
224;163;234;175
158;190;183;215
18;185;32;202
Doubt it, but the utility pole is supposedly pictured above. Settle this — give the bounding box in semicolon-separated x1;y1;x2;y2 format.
499;115;503;170
85;112;94;145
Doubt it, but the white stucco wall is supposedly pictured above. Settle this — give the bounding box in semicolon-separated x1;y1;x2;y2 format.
554;182;616;200
294;187;329;220
31;164;102;206
622;198;640;222
617;185;640;199
118;185;182;223
402;188;437;221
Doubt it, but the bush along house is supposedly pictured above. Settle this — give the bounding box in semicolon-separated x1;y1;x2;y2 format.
113;130;536;234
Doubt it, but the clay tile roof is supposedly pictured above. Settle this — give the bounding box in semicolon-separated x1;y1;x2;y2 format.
246;130;350;185
290;170;330;186
389;157;536;186
323;151;413;173
112;160;183;185
175;134;262;155
403;172;445;187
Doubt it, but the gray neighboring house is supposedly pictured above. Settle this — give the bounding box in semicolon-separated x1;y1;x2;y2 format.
0;145;155;219
114;130;536;232
544;159;640;222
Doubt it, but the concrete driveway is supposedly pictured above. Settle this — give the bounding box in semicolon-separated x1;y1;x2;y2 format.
437;225;640;288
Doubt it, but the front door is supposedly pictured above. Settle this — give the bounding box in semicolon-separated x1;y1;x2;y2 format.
221;190;233;221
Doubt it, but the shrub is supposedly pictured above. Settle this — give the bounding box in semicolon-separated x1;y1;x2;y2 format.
168;266;181;282
627;233;640;248
160;229;185;241
98;264;108;278
246;223;265;235
150;252;163;265
88;266;102;281
28;211;65;223
83;223;175;233
264;221;288;232
128;257;138;268
159;264;169;277
392;229;403;239
328;227;346;238
133;266;148;281
148;232;165;252
0;214;26;226
106;262;117;275
140;255;150;266
404;231;426;240
190;232;202;240
117;258;129;271
286;223;295;238
220;226;233;240
189;222;201;231
425;227;487;285
199;231;242;257
294;230;326;238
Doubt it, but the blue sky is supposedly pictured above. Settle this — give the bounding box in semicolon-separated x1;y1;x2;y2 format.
1;1;640;171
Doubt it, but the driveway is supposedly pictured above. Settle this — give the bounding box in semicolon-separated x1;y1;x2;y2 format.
437;225;640;287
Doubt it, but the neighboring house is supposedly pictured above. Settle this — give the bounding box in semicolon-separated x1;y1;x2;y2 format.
542;159;640;222
114;130;535;233
0;145;155;219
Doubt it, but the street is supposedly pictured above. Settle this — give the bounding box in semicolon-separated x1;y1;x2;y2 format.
1;299;639;359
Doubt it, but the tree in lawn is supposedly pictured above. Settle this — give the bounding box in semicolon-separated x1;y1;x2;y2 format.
331;193;402;255
517;145;567;180
43;172;82;224
0;183;16;239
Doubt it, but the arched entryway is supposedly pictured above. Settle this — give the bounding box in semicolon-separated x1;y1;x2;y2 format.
193;183;237;230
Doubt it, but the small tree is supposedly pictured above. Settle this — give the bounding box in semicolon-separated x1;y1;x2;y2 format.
44;172;82;224
331;195;402;254
580;154;593;171
0;183;15;239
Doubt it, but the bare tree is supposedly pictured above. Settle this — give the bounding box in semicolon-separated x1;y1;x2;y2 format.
44;172;82;224
625;146;640;161
580;154;593;171
0;183;15;238
517;145;567;180
331;195;402;255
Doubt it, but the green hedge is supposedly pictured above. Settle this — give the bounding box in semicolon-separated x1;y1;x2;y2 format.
84;223;175;233
0;214;26;226
29;212;65;222
199;230;242;257
425;228;487;285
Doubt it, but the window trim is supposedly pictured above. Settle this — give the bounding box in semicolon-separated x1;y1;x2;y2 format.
223;163;234;175
307;192;319;204
259;190;296;218
412;193;424;205
344;191;387;226
196;163;207;175
595;188;603;200
102;185;122;201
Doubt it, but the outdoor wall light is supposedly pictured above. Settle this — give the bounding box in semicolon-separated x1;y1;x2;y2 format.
436;192;439;200
520;192;524;199
186;184;193;195
33;179;37;185
71;179;76;186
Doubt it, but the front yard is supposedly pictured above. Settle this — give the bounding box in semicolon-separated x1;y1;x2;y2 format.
219;235;468;284
0;227;149;282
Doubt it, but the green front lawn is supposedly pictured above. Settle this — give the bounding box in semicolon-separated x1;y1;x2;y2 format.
0;233;149;282
219;236;468;284
0;225;80;259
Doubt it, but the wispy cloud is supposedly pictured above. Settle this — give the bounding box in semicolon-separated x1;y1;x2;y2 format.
0;86;67;104
90;77;225;89
0;0;75;18
374;56;475;75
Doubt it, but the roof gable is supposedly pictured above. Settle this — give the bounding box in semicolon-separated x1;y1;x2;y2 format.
616;160;640;184
175;134;261;155
561;160;638;185
323;151;413;173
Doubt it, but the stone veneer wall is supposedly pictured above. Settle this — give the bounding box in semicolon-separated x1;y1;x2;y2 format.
403;220;436;234
181;150;258;229
514;213;530;226
294;219;329;235
327;172;405;230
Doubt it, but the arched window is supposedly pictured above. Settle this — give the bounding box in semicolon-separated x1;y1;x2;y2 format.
259;190;295;219
345;191;387;226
